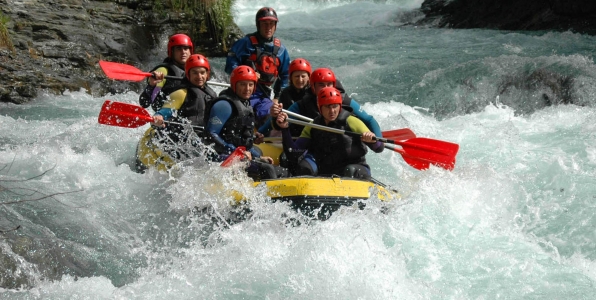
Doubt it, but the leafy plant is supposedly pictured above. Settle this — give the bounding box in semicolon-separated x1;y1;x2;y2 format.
203;0;235;50
154;0;236;52
0;12;15;53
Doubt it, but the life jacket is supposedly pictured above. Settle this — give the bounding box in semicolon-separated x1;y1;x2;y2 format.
245;34;281;86
308;109;368;176
278;85;309;111
150;58;186;95
204;89;256;154
143;58;186;112
171;80;217;133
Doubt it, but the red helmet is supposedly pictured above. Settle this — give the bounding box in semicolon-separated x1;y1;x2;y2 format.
185;54;210;80
289;58;312;77
167;33;194;57
230;66;258;92
255;7;278;28
317;87;343;111
310;68;336;93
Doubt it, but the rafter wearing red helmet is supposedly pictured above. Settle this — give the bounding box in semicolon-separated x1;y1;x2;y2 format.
204;66;289;180
257;58;314;137
149;54;217;159
271;67;382;139
274;86;384;179
139;33;194;112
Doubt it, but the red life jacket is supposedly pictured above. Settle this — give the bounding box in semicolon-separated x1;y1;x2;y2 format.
247;35;281;86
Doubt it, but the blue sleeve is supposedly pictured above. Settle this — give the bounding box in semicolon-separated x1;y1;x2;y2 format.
368;140;385;153
287;102;301;114
155;107;174;120
349;99;382;137
249;92;273;121
225;37;252;74
258;117;273;135
206;101;236;153
248;147;262;158
278;46;290;91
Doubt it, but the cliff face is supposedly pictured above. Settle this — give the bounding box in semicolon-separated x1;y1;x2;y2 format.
418;0;596;34
0;0;241;104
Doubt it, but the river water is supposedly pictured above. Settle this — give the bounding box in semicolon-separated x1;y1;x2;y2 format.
1;0;596;298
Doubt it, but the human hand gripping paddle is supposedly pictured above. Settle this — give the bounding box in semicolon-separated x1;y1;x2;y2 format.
281;114;459;171
98;60;230;87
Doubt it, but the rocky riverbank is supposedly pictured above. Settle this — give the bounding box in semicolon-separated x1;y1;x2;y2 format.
0;0;241;104
418;0;596;34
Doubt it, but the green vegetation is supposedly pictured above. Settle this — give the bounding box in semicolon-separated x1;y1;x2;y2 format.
199;0;235;50
153;0;236;52
0;11;15;53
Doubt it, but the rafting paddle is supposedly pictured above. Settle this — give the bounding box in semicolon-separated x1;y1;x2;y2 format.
220;146;247;167
279;110;454;169
382;128;416;141
282;109;416;141
283;118;459;171
98;100;204;130
98;60;230;87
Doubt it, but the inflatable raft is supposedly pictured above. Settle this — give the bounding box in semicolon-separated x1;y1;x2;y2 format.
237;175;398;217
134;127;176;173
135;130;399;213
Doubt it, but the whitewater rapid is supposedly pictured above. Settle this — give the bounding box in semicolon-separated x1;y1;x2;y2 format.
1;0;596;298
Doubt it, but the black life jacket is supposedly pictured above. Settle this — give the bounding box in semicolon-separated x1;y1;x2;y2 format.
309;109;368;176
142;58;187;112
151;58;186;95
204;88;256;154
171;79;217;132
278;85;310;111
244;33;281;86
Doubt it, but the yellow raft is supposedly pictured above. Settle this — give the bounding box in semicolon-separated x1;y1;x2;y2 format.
135;129;400;211
135;127;176;173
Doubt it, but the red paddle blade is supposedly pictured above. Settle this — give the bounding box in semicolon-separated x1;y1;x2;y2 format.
397;137;459;158
99;60;151;82
221;146;246;167
389;146;431;170
98;100;153;128
382;128;416;140
398;138;458;171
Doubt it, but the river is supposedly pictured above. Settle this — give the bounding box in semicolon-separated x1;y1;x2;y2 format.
1;0;595;298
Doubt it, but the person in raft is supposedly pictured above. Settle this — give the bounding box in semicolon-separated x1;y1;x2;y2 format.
225;7;291;129
151;54;217;157
203;65;288;180
140;33;193;112
275;86;384;179
257;57;313;136
271;67;383;138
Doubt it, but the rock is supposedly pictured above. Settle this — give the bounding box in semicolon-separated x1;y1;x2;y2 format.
0;0;243;104
418;0;596;34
